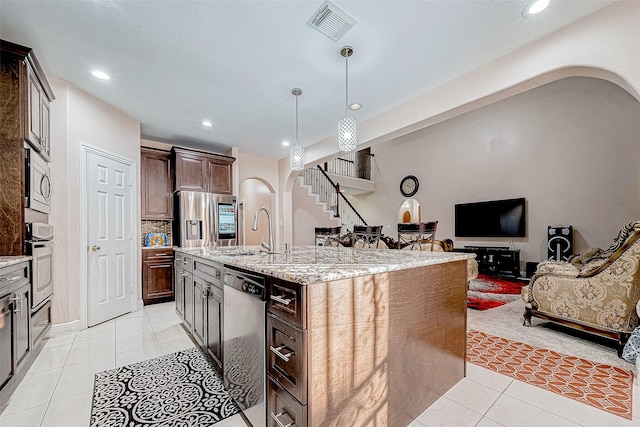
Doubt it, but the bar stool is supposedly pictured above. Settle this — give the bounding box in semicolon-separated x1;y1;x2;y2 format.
353;225;384;248
314;226;342;246
397;221;438;250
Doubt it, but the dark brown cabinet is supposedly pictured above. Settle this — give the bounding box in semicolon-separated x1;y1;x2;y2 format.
0;40;54;256
0;261;31;396
141;148;173;219
142;249;174;305
172;147;234;194
25;60;53;160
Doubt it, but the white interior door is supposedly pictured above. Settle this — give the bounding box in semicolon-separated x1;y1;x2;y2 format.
86;150;133;326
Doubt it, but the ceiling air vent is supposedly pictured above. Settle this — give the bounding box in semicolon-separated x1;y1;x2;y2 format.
306;1;357;42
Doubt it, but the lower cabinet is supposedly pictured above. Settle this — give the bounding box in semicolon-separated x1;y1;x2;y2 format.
174;264;184;318
142;249;174;305
174;251;223;370
192;276;206;346
0;261;31;397
205;284;223;367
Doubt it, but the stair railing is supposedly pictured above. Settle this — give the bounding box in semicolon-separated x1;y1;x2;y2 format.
299;166;367;230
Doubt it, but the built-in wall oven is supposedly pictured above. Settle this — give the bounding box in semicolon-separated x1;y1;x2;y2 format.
25;147;52;215
26;223;54;310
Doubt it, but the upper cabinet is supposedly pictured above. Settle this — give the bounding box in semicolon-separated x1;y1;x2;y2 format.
0;40;54;255
172;147;234;194
23;48;54;161
141;148;173;220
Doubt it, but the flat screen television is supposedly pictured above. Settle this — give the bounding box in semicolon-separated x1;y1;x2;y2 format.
455;198;526;238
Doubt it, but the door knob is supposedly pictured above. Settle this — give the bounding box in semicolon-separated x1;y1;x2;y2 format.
91;245;101;252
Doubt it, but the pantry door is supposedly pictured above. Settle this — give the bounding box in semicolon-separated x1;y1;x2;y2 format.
85;149;135;326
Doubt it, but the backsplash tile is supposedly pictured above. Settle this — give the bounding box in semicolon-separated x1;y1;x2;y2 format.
141;220;173;246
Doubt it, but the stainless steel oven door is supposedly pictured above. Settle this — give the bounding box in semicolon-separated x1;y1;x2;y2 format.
31;241;53;309
28;149;52;214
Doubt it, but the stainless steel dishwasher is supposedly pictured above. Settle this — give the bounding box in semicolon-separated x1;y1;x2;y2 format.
223;265;267;427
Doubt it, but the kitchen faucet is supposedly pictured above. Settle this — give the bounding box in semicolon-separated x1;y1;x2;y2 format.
251;207;274;252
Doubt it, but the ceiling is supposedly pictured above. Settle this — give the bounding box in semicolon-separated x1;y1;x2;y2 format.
0;0;614;160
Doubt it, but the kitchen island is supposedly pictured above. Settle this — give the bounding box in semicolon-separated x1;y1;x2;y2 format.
175;245;475;427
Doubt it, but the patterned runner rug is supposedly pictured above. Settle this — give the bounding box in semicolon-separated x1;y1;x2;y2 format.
91;347;240;426
467;330;634;419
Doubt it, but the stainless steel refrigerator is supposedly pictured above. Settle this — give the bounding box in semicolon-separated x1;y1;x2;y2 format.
175;191;238;248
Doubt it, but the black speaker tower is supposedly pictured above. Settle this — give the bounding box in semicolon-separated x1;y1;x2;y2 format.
548;225;573;261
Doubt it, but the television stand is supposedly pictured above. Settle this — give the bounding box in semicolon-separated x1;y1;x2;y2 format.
459;246;521;278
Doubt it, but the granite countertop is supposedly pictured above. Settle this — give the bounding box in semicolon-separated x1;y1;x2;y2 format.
176;246;474;285
0;256;32;269
142;246;177;250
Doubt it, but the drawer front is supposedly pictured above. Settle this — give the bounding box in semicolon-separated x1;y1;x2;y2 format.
181;254;193;273
142;248;174;261
0;262;30;294
192;257;222;284
32;300;51;347
268;376;307;427
268;279;305;328
267;313;307;403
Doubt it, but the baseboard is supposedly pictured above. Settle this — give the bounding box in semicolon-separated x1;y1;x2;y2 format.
47;319;81;338
136;299;144;312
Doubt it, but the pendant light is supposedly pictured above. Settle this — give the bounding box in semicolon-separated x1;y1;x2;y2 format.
289;88;305;171
338;46;357;152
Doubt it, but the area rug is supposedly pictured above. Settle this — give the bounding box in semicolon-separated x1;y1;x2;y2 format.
467;330;634;419
467;274;527;310
91;347;240;426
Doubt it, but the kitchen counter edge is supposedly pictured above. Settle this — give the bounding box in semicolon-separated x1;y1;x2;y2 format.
174;246;475;285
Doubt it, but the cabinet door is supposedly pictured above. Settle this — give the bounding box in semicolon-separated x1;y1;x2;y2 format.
174;266;184;318
207;160;232;194
192;276;206;346
0;295;15;390
206;285;223;368
183;273;194;331
40;97;50;159
174;151;208;191
142;261;174;304
15;285;30;367
141;150;173;219
26;66;42;150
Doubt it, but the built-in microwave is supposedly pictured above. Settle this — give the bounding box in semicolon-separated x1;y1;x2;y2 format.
25;147;51;214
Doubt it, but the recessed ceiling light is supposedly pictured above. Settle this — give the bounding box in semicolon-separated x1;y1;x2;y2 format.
523;0;549;17
281;140;290;146
91;70;110;80
201;120;213;127
349;103;362;110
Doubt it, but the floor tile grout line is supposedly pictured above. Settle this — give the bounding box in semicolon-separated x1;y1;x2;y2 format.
499;379;625;425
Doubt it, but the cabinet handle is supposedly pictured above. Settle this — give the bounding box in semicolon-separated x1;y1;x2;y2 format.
270;295;292;306
270;411;294;427
7;275;23;282
8;294;22;315
153;253;169;257
269;345;294;362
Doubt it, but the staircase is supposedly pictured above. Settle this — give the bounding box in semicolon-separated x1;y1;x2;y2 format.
298;166;367;231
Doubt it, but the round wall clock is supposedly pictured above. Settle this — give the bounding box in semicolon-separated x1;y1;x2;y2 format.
400;175;419;197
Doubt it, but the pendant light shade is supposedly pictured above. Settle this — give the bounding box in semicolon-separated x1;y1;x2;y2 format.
338;46;357;152
290;88;305;171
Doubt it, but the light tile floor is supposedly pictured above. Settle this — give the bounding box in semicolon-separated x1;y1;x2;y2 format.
1;301;638;427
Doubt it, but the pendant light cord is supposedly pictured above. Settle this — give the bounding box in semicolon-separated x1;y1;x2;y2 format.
345;54;349;116
295;94;299;147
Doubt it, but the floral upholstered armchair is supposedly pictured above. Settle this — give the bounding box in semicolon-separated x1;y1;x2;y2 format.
522;221;640;356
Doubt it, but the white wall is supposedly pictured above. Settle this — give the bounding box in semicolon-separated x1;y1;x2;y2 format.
237;152;280;247
344;77;640;268
292;177;341;246
50;79;140;326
